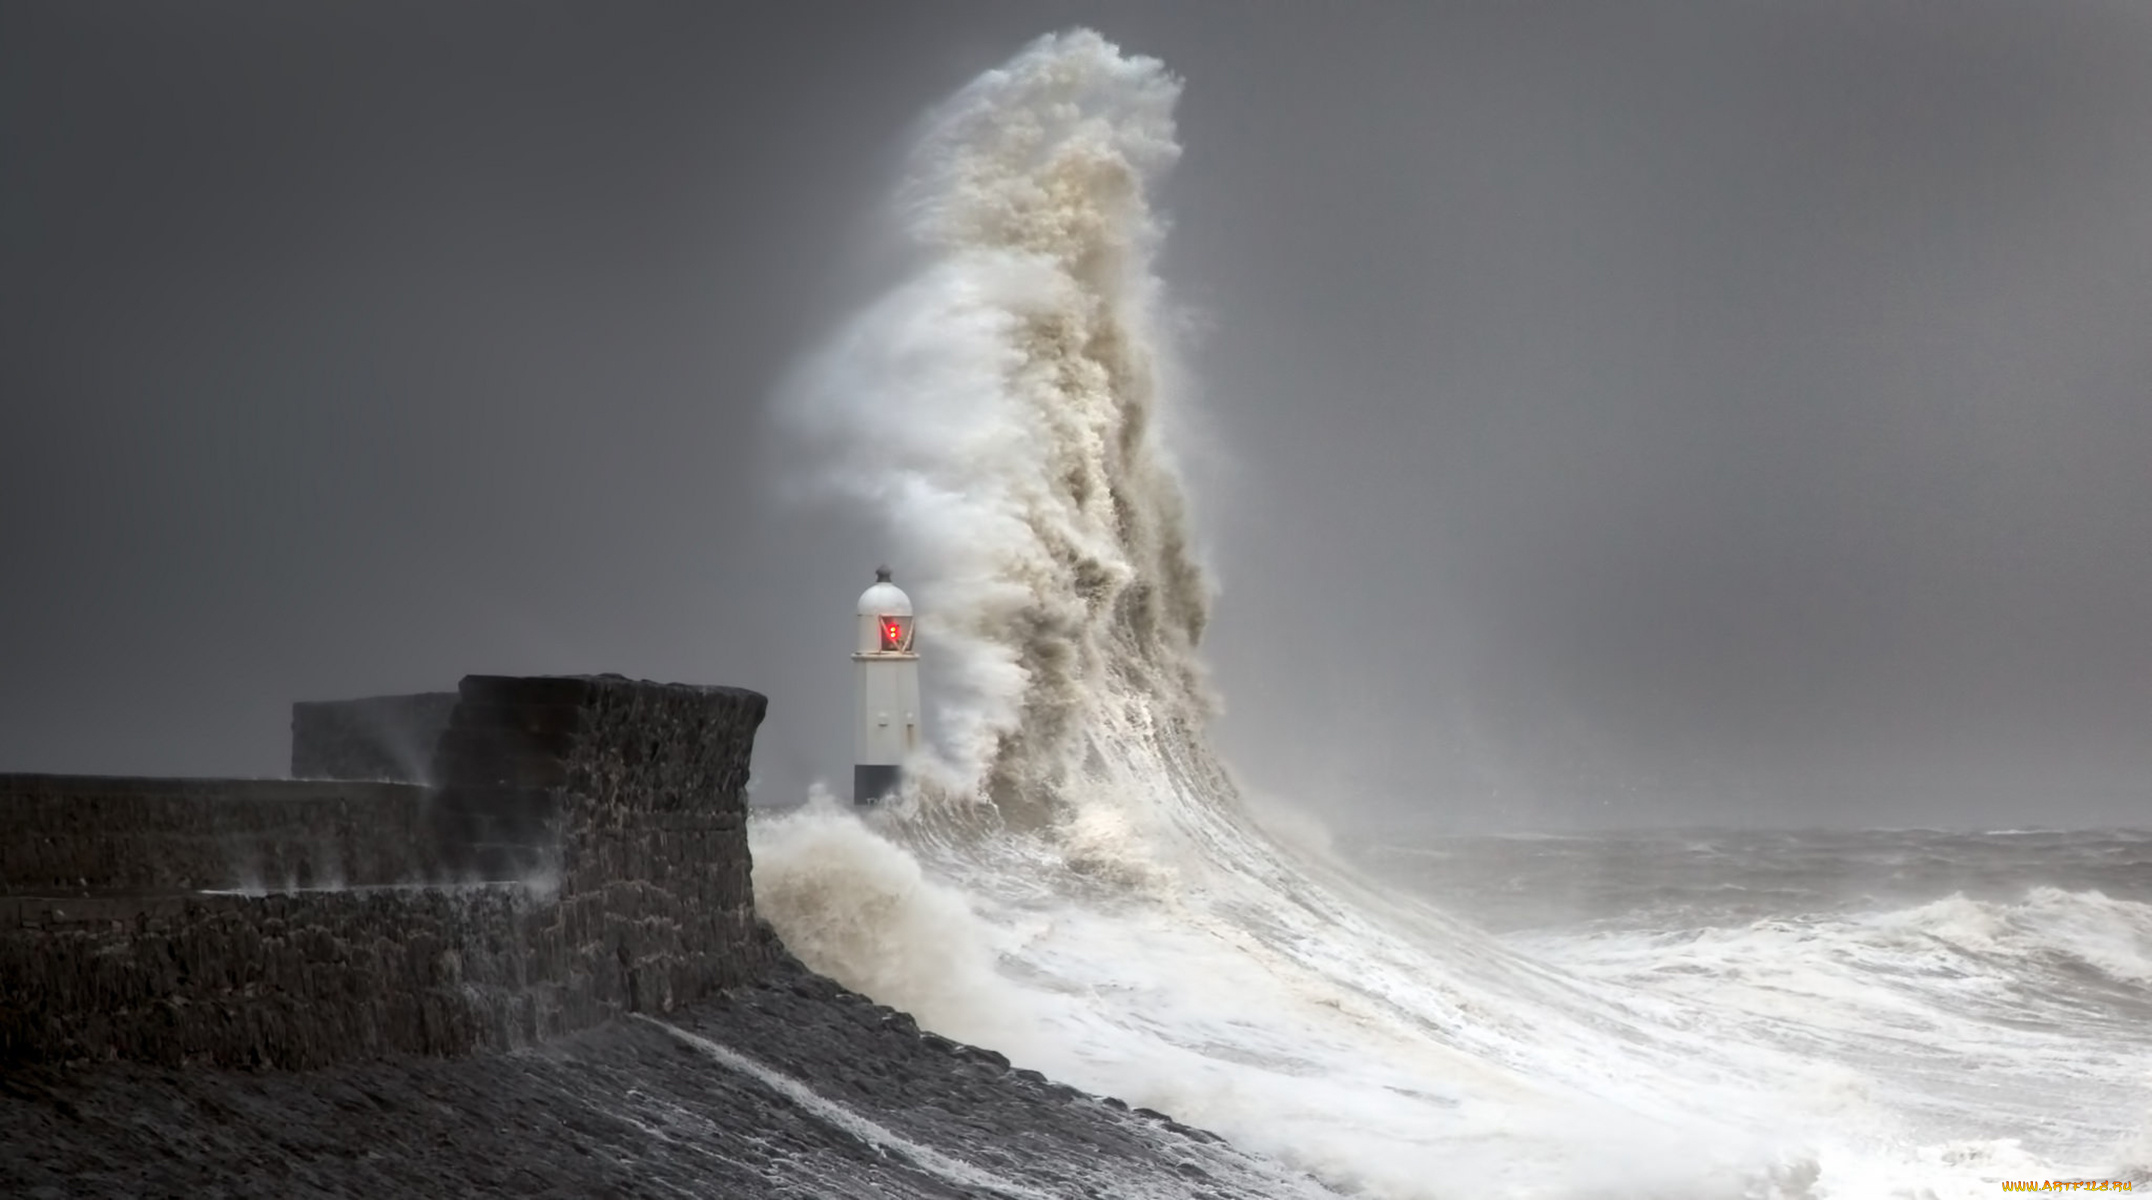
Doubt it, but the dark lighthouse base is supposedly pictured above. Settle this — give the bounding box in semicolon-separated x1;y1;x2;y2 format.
853;764;900;806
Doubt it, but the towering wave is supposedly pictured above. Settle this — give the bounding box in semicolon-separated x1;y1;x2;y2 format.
780;31;1220;852
759;30;2152;1198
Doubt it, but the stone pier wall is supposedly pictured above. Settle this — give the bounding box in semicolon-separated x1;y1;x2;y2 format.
0;675;768;1068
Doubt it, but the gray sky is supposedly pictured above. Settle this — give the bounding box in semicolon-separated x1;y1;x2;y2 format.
4;2;2148;830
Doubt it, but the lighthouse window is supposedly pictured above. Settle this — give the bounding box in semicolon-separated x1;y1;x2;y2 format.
879;616;914;652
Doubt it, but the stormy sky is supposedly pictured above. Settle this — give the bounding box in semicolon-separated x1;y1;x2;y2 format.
4;2;2148;830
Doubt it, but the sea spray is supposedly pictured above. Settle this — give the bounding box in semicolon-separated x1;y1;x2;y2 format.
750;789;1032;1055
779;29;1216;847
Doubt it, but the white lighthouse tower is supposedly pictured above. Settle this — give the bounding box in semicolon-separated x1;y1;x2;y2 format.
853;566;921;805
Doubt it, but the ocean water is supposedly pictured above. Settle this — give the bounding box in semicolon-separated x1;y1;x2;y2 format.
1362;830;2152;1189
753;30;2152;1198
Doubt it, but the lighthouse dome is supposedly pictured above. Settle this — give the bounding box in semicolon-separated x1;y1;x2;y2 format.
856;567;912;617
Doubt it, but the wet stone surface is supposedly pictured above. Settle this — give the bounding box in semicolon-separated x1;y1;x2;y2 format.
0;953;1335;1199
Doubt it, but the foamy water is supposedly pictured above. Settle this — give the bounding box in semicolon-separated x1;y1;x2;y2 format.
757;30;2152;1198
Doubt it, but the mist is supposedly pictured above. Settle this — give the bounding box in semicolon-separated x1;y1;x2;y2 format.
4;2;2148;831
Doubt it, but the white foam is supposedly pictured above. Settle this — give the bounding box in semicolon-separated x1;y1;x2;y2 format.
750;790;1036;1057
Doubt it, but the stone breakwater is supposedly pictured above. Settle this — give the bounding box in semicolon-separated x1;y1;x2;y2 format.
0;674;768;1068
0;673;1339;1197
1;948;1335;1199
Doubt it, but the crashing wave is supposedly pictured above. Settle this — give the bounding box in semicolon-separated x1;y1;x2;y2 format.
755;29;2150;1199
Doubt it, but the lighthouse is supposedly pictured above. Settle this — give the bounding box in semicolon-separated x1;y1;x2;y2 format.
853;566;921;805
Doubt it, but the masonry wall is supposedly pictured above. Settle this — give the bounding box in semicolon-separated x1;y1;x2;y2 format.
435;675;768;1033
0;674;768;1068
0;775;437;895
